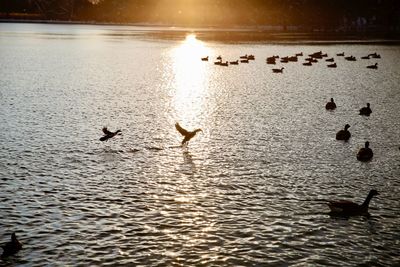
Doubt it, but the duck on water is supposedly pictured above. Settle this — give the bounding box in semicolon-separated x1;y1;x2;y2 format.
328;189;379;217
325;98;336;110
357;141;373;161
1;233;22;258
336;124;351;141
359;103;372;116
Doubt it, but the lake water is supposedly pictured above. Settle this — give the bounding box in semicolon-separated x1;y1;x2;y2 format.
1;23;400;266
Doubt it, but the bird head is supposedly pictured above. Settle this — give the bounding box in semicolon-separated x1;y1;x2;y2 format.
345;124;350;130
365;141;370;148
367;103;370;107
116;130;122;135
369;189;379;196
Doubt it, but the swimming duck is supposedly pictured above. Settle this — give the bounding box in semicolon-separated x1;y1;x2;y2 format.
328;189;379;216
336;52;344;56
325;58;334;62
175;123;202;146
325;98;337;110
327;63;337;68
345;55;356;61
369;52;381;59
272;67;284;73
230;60;239;65
303;61;312;66
1;233;22;257
366;63;378;69
201;56;208;61
361;55;370;59
357;141;373;161
336;124;351;141
99;127;121;141
359;103;372;116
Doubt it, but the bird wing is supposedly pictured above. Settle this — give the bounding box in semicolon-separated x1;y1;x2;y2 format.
175;123;189;136
102;127;112;135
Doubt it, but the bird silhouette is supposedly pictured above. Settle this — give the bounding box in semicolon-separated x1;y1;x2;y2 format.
325;98;337;110
359;103;372;116
1;233;22;258
99;127;121;141
328;189;379;216
336;124;351;141
357;141;373;161
175;123;202;146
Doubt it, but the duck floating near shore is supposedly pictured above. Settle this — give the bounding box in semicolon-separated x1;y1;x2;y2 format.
1;233;22;258
328;189;379;216
100;127;121;141
175;123;202;146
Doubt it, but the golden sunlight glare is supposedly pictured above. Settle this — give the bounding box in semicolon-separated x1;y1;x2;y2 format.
170;34;211;125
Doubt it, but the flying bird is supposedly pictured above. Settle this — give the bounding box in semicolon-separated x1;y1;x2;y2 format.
1;233;22;258
175;123;202;146
100;127;121;141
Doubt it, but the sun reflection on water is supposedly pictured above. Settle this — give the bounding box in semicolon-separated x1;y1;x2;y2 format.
169;34;211;127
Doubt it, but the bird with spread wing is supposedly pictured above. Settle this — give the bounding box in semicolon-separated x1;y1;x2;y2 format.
175;123;202;146
99;127;121;141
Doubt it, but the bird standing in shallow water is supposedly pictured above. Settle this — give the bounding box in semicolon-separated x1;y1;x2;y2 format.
336;124;351;141
99;127;121;141
328;189;379;216
357;141;373;161
175;123;202;146
1;233;22;257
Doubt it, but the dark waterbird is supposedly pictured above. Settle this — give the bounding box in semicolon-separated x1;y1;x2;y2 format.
175;123;202;146
328;189;379;217
272;67;284;73
1;233;22;257
336;124;351;141
99;127;121;141
325;98;336;110
359;103;372;116
357;141;373;161
367;63;378;69
327;63;337;68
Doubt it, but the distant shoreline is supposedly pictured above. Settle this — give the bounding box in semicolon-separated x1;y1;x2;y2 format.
1;19;400;44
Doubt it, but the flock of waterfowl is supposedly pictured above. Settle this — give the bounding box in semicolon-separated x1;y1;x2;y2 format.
329;99;373;161
0;50;390;258
201;51;381;73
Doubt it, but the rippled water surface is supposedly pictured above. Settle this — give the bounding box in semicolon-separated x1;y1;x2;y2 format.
1;23;400;266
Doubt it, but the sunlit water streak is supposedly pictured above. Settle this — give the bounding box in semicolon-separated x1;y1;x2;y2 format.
0;23;400;266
